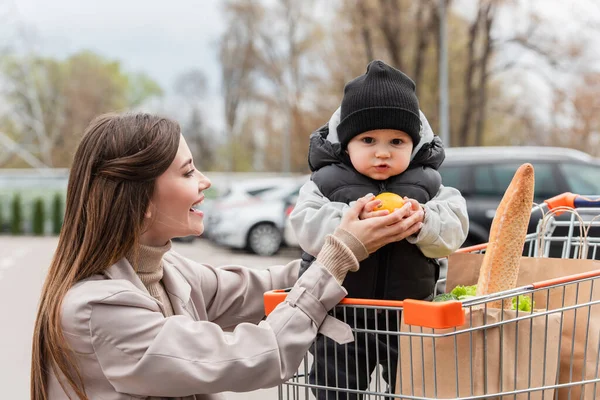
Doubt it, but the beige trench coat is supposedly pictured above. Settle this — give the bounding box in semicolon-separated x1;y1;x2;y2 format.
48;250;351;399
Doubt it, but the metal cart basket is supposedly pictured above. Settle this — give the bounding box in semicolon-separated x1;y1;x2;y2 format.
264;193;600;399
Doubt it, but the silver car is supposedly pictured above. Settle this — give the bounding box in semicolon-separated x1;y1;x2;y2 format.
202;178;289;240
210;177;308;256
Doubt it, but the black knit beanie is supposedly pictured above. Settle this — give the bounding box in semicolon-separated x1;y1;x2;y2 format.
337;60;422;148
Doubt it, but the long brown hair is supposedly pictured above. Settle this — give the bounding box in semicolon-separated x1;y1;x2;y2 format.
31;112;180;399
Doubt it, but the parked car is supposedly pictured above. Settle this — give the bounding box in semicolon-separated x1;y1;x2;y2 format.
282;193;299;248
203;177;298;240
210;176;309;256
439;146;600;250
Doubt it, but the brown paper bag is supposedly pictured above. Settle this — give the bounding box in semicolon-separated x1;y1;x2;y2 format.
447;253;600;399
397;307;561;399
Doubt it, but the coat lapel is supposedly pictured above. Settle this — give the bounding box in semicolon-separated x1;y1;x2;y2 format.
162;258;197;319
103;257;149;294
103;256;197;319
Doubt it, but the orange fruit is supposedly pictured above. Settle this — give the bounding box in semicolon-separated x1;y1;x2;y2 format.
374;192;405;213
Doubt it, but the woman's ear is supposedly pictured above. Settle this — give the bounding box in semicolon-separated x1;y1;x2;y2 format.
145;201;154;219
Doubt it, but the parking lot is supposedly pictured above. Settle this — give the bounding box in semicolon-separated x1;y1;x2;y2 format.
0;235;301;399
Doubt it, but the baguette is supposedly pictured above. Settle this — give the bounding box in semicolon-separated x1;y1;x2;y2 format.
476;163;535;308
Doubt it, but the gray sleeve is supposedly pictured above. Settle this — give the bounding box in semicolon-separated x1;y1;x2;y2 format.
289;180;352;257
406;185;470;258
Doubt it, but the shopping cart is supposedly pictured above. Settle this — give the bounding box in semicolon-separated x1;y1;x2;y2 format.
264;193;600;399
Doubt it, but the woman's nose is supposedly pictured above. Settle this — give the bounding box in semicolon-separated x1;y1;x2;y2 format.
198;172;211;190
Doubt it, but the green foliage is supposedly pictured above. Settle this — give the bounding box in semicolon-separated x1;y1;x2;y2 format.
450;285;478;300
433;285;477;302
0;198;3;233
434;283;535;312
432;293;458;302
10;193;23;235
128;72;164;106
52;193;64;235
1;50;164;168
32;197;45;236
512;295;534;312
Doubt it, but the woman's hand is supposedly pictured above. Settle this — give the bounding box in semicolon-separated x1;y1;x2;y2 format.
339;194;424;254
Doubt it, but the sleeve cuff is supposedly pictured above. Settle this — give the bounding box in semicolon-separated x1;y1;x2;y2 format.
316;231;362;284
332;227;369;261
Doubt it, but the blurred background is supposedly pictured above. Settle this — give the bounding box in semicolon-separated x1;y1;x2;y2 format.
2;0;600;245
1;0;600;398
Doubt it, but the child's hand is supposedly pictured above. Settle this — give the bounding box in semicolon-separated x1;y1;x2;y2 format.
403;197;425;224
359;197;391;220
340;194;422;254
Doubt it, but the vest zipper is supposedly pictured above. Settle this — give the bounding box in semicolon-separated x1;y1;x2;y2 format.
376;180;389;299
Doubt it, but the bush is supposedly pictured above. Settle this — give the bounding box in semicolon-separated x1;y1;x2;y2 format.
10;194;23;235
0;199;3;234
32;197;46;236
52;193;64;235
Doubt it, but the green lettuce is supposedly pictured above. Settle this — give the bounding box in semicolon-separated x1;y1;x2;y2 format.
432;293;458;302
433;284;535;312
450;285;477;300
511;295;534;312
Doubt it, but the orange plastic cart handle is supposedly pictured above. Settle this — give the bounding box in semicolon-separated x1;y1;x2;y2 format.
532;269;600;289
264;289;288;316
456;243;488;253
403;299;465;329
264;290;406;316
544;192;577;210
264;291;466;329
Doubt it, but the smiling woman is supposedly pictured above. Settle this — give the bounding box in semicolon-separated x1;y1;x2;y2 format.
140;139;211;246
29;111;424;400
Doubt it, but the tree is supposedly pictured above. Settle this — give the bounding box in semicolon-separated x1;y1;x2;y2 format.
51;192;63;235
173;69;215;171
0;51;163;168
219;0;263;172
0;55;66;166
32;197;45;236
218;0;332;172
543;72;600;155
128;72;163;107
216;0;600;170
256;0;324;172
59;51;163;164
10;193;22;235
455;0;498;147
330;0;451;135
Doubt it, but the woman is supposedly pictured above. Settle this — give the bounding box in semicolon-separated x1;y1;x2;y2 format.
31;112;424;400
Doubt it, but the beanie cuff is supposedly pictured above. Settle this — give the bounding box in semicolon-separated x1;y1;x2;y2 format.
337;107;422;147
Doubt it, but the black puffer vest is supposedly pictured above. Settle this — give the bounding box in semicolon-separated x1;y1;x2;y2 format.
300;124;446;301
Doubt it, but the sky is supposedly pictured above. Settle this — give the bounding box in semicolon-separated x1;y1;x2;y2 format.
8;0;227;130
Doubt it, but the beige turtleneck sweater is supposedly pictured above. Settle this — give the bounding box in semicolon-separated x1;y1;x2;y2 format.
127;242;175;317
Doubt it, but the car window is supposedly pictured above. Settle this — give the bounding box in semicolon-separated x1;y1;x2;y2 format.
474;163;558;198
258;185;300;201
246;187;276;196
559;163;600;195
531;164;560;198
219;188;232;198
439;165;469;193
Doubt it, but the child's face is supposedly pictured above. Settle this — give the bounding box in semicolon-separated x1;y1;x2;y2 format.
346;129;413;181
141;135;211;246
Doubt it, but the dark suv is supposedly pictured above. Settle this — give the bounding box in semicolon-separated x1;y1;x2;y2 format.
439;146;600;248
